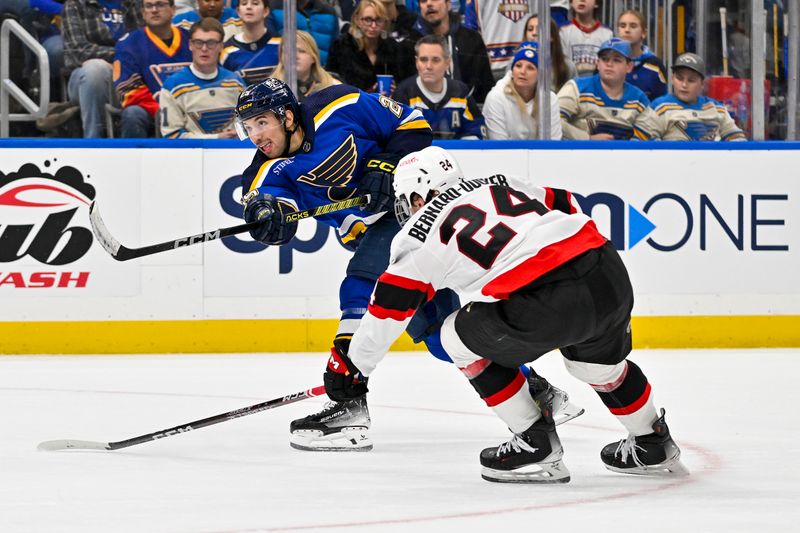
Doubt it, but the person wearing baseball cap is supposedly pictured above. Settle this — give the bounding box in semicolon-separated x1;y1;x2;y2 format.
650;53;746;141
556;37;660;140
483;41;563;140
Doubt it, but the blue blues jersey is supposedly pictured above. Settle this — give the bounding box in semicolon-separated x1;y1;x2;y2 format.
627;47;668;101
173;7;242;39
220;32;281;85
393;77;485;140
242;84;432;243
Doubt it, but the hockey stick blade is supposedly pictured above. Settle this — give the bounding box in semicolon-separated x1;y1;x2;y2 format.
89;195;369;261
36;385;326;452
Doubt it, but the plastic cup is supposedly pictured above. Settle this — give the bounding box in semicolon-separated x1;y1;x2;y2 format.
376;74;394;96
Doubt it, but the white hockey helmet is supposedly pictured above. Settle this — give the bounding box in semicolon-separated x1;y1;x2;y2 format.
393;146;464;226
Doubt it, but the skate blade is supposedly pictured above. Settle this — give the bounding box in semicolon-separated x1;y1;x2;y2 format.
554;403;585;426
604;452;690;477
290;427;373;452
481;460;571;484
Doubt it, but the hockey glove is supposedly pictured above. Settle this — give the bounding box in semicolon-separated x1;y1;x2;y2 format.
357;153;398;214
324;344;369;402
242;191;298;245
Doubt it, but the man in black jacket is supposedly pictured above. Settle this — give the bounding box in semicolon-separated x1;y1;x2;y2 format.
410;0;493;104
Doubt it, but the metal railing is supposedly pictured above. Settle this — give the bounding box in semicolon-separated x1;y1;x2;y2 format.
1;18;50;137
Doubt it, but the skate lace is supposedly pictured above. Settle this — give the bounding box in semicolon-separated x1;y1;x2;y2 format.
615;434;647;467
497;434;538;457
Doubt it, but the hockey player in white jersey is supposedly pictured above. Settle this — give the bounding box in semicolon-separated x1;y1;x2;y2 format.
322;146;688;483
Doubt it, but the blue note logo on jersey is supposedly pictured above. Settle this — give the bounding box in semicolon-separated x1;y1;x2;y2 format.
297;134;358;201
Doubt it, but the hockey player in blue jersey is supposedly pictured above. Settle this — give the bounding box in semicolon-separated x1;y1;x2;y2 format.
235;78;583;451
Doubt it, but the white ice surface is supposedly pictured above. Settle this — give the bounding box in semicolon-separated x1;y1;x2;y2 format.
1;349;798;532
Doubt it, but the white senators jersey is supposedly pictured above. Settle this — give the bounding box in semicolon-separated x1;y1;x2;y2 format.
348;175;607;376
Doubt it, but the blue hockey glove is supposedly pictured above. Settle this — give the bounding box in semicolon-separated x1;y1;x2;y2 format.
357;154;398;214
324;342;369;402
242;192;298;245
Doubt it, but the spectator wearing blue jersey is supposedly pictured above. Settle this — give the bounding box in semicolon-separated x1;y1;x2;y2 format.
114;0;192;137
271;30;340;101
267;0;338;66
62;0;143;137
159;17;245;138
173;0;241;40
616;9;666;101
394;34;485;139
483;42;562;140
327;0;413;93
220;0;280;85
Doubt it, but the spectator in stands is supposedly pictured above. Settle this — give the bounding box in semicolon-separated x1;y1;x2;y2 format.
412;0;493;104
114;0;191;138
159;17;245;138
173;0;241;40
31;0;65;87
326;0;413;93
651;53;746;141
62;0;142;137
549;0;571;28
557;37;659;140
483;42;561;140
460;0;530;80
380;0;418;71
559;0;612;77
616;9;666;101
268;0;338;66
394;34;484;140
220;0;280;85
522;13;576;91
271;30;340;101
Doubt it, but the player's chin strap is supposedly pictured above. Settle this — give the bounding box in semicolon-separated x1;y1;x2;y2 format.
280;119;300;158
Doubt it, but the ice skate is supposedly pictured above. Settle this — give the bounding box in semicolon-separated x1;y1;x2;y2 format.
289;396;372;452
527;369;585;426
601;408;689;476
479;409;571;484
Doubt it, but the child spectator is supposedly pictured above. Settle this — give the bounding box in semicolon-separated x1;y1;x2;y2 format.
616;9;666;100
173;0;241;40
62;0;142;137
559;0;612;77
326;0;413;93
652;53;746;141
521;13;576;91
483;42;562;140
220;0;280;85
159;17;245;138
393;34;485;140
268;0;339;66
114;0;192;137
557;37;659;140
412;0;493;104
271;30;340;101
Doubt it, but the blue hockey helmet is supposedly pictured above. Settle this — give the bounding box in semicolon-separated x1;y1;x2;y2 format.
234;78;302;142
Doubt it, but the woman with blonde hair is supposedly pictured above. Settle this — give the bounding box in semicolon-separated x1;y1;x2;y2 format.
272;31;340;101
326;0;413;93
483;42;562;140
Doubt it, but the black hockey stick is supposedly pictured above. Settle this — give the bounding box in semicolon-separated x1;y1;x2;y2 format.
37;385;326;451
89;195;369;261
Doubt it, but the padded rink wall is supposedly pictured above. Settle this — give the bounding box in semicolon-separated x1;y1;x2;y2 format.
1;138;799;354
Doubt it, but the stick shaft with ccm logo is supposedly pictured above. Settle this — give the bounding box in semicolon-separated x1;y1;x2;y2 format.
89;195;370;261
37;385;326;451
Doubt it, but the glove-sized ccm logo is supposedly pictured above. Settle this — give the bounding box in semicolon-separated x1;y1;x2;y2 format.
366;159;396;173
